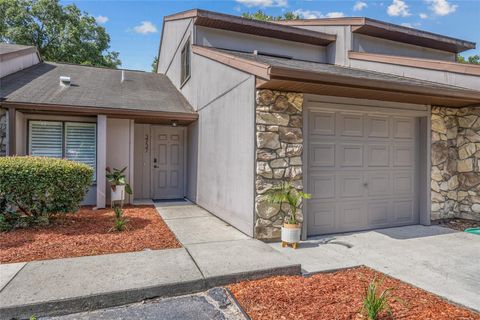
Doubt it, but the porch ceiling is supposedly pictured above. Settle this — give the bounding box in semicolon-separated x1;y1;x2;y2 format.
193;45;480;108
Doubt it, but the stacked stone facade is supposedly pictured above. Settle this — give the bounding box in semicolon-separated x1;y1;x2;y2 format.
0;108;6;156
431;106;480;221
255;90;304;240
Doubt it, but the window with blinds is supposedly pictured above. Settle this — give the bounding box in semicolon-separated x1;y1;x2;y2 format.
65;122;97;178
28;121;63;158
28;120;97;180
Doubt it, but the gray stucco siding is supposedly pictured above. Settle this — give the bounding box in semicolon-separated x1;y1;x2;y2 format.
195;75;256;236
158;18;194;74
195;26;326;63
352;34;456;61
349;59;480;91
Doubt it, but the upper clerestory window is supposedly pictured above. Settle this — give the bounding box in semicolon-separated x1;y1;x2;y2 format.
180;39;191;86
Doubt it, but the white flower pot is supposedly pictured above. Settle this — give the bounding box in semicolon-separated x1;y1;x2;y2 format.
111;185;125;202
281;224;301;244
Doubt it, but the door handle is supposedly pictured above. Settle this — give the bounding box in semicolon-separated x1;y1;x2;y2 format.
363;182;368;187
154;165;158;168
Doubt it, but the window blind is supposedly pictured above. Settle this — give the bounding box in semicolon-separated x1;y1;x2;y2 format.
65;122;97;178
28;121;63;158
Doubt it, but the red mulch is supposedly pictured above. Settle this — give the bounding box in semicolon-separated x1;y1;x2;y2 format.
228;266;479;320
0;206;181;263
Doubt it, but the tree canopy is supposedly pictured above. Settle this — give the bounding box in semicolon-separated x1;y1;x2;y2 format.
0;0;121;68
151;56;158;73
456;54;480;65
241;10;300;21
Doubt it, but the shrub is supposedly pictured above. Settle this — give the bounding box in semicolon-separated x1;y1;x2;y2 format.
0;156;93;229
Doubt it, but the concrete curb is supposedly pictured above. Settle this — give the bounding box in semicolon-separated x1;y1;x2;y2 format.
0;264;301;319
0;279;206;320
205;264;302;288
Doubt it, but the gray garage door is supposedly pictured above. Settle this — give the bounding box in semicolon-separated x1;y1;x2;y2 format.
306;105;419;236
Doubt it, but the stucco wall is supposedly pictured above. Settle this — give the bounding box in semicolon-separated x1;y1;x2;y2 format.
195;26;326;63
0;52;40;78
352;34;455;61
255;90;305;240
106;118;134;204
349;59;480;91
431;106;480;221
194;75;256;236
186;121;198;202
0;108;6;156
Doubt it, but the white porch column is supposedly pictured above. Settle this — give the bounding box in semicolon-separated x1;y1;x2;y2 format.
96;115;107;209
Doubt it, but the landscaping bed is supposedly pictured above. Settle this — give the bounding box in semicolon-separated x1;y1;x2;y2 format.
437;218;480;232
228;266;479;320
0;205;181;263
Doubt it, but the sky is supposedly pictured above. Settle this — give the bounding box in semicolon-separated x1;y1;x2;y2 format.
63;0;480;71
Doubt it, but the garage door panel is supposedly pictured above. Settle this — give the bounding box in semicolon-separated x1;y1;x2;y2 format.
368;201;390;226
309;175;335;200
307;203;336;234
310;111;335;136
310;143;335;167
393;200;416;223
338;174;365;198
367;116;389;138
338;113;364;137
307;105;419;236
338;144;364;167
339;202;367;229
367;144;390;167
393;117;415;139
393;173;415;195
366;173;391;197
393;144;415;167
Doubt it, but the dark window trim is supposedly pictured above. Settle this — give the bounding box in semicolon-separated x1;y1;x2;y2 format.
180;39;191;88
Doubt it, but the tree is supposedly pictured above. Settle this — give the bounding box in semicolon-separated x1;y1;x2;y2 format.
241;10;300;21
0;0;121;68
151;56;158;73
456;54;480;65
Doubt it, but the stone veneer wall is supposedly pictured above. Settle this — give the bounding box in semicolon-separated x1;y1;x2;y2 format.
431;106;480;221
0;108;6;156
255;90;304;240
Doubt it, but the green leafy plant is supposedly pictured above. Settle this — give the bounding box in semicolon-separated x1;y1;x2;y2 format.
105;167;132;194
362;278;394;320
0;156;93;229
265;182;311;225
110;205;128;232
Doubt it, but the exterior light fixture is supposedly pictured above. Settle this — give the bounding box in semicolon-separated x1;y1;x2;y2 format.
172;120;178;127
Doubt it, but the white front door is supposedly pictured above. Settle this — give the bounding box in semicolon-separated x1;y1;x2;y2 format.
151;126;185;199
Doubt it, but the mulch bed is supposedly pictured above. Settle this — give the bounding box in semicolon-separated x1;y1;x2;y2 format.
0;205;181;263
228;266;479;320
436;218;480;232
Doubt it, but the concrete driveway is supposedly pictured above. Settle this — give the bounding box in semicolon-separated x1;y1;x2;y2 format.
270;225;480;312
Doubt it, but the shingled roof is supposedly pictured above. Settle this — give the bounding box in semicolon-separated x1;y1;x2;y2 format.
0;62;195;117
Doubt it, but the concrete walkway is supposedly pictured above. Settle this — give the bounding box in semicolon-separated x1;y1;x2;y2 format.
0;204;299;319
270;225;480;312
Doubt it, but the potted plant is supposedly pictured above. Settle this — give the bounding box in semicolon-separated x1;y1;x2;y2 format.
106;167;132;204
265;181;311;249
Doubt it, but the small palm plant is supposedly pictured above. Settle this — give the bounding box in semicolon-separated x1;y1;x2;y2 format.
110;205;128;232
362;277;394;320
265;182;311;225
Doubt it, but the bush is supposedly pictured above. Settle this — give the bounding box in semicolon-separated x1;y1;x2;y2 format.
0;156;93;229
